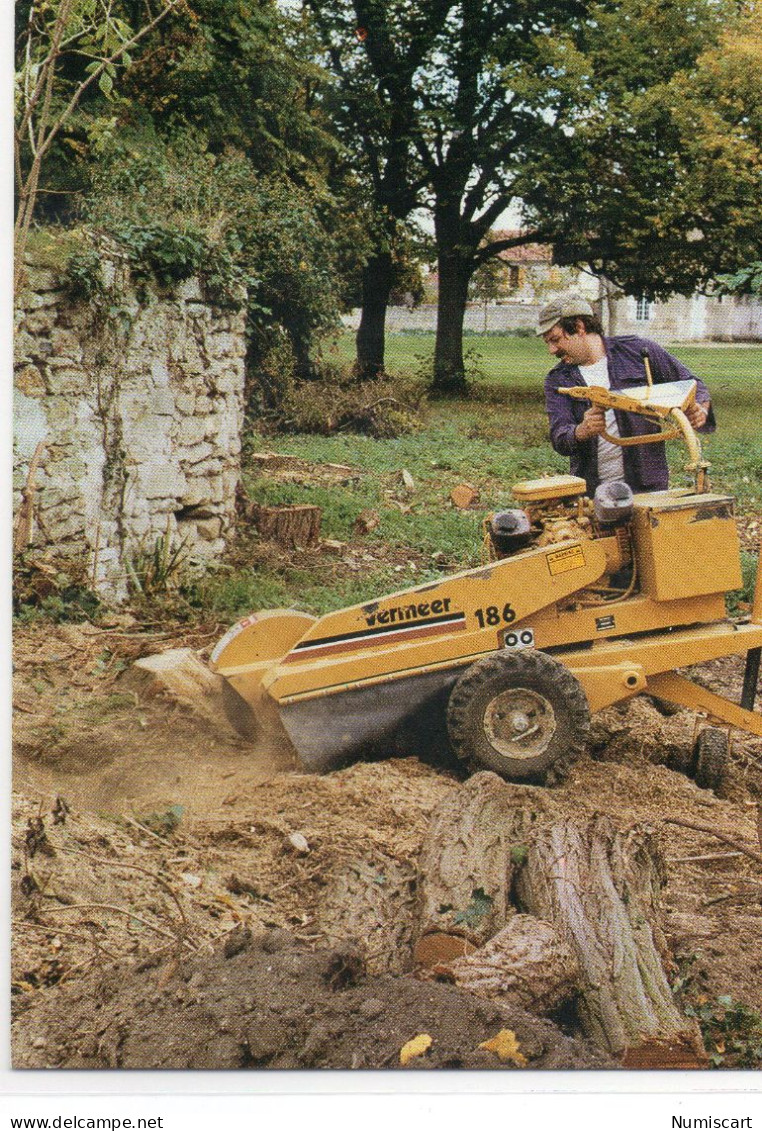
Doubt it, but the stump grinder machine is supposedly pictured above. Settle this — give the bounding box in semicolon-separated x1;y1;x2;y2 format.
210;377;762;787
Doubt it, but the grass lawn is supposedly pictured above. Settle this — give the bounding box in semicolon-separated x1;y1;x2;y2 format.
317;330;762;503
328;330;762;498
325;328;762;386
188;332;761;620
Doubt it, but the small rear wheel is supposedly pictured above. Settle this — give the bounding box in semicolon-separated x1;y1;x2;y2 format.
693;727;729;793
446;650;590;784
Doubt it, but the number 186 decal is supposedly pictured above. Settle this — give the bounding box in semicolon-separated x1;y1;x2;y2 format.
474;603;516;628
503;628;535;650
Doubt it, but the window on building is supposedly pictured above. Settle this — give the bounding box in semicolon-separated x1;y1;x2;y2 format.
635;296;651;322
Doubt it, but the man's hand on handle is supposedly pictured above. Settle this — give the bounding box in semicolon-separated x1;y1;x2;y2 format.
685;401;710;429
574;405;607;442
574;399;709;442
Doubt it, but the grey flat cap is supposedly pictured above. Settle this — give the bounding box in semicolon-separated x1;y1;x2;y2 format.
536;293;595;335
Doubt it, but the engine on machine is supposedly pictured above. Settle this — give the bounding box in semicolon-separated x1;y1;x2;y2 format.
486;474;638;602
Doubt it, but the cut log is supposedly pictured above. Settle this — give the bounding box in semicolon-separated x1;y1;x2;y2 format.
515;812;704;1062
433;914;580;1016
413;774;704;1064
252;504;322;548
450;483;480;509
414;772;548;959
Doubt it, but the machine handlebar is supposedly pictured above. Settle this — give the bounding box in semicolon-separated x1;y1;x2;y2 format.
557;379;710;493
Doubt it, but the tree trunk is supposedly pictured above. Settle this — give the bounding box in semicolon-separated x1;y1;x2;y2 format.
433;914;581;1017
290;333;317;382
414;773;704;1064
355;251;394;379
433;215;474;394
515;812;705;1064
601;275;619;336
414;773;537;961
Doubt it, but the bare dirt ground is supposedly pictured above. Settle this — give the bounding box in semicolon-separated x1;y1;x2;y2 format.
11;618;762;1071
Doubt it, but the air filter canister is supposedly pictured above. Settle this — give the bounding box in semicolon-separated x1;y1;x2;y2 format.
489;509;533;555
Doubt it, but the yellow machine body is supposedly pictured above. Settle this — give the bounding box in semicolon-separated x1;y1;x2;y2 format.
210;381;762;774
629;491;741;600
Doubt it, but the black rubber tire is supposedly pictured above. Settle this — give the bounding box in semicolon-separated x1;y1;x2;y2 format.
446;650;591;784
693;727;729;793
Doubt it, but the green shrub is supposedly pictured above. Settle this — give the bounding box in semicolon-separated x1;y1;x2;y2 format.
125;531;190;598
685;995;762;1069
64;247;106;300
85;127;356;359
13;552;103;624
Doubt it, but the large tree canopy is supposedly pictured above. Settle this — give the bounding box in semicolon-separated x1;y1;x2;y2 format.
302;0;746;389
15;0;370;378
523;0;762;300
16;0;762;393
301;0;447;376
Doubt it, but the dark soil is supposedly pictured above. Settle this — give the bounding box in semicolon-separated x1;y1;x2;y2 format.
11;928;612;1071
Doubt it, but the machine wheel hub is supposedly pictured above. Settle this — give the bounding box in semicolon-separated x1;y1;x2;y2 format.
483;688;557;759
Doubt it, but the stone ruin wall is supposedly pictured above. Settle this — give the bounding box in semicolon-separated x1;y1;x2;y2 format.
13;254;247;602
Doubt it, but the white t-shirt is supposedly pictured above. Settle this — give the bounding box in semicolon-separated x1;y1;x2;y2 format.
578;356;625;483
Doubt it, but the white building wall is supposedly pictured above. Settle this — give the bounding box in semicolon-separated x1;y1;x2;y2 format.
609;293;762;342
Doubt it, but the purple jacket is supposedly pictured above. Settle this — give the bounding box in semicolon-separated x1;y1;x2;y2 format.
544;335;715;494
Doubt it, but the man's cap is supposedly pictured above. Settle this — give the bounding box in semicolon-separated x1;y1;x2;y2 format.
536;293;595;336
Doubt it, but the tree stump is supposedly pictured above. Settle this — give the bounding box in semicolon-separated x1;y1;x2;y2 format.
413;774;704;1064
120;648;244;740
414;772;547;963
252;504;322;548
515;813;705;1063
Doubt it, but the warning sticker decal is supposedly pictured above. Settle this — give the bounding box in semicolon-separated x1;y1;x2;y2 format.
546;544;586;576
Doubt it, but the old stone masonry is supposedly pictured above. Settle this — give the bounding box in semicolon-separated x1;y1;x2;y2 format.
14;247;247;601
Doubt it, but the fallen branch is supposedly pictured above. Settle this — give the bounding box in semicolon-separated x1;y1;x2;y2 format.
13;919;117;956
667;852;743;864
662;817;762;866
125;815;172;845
701;893;749;909
35;902;190;946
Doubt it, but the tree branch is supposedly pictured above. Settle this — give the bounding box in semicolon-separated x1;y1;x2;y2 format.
34;0;182;165
662;817;762;866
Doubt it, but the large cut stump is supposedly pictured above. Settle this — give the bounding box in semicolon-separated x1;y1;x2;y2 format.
120;648;244;740
414;772;546;964
252;503;322;548
414;773;704;1065
515;813;704;1064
